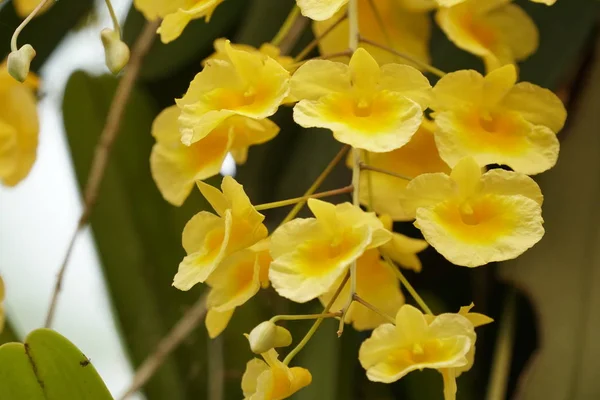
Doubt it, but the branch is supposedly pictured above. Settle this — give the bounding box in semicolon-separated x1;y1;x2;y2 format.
119;294;208;400
44;20;160;328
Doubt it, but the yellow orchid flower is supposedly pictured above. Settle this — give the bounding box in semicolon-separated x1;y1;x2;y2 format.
0;64;39;187
242;349;312;400
297;0;348;21
13;0;53;18
269;198;391;303
319;248;404;331
150;106;279;206
177;41;290;146
359;304;475;400
173;176;268;290
313;0;431;68
401;157;544;267
353;120;449;220
431;65;566;175
205;240;271;338
134;0;225;43
291;48;430;153
378;215;429;272
0;275;5;333
436;0;538;72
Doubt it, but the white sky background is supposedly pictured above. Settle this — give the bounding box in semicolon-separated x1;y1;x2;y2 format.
0;0;145;398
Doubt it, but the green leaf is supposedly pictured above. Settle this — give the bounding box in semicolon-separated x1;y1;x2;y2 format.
498;42;600;399
0;329;112;400
62;70;211;399
122;0;249;81
0;0;94;72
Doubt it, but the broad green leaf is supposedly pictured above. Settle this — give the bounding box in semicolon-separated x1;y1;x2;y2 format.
0;329;112;399
0;0;94;71
0;343;45;400
62;71;211;399
499;41;600;400
122;0;248;81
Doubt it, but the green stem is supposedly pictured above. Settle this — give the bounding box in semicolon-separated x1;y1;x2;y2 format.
104;0;121;37
255;185;353;211
385;255;433;315
283;273;349;365
353;294;395;324
271;312;340;324
272;5;302;46
11;0;53;52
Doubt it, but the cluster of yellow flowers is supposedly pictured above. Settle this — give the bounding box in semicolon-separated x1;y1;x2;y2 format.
134;0;566;398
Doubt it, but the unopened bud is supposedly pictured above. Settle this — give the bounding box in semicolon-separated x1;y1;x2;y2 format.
247;321;292;354
101;28;130;75
7;44;36;83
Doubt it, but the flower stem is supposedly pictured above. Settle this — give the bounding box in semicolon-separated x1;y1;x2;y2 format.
255;185;353;211
104;0;121;37
348;0;360;51
293;13;348;62
283;272;349;366
271;312;341;324
353;294;395;324
280;145;350;225
360;37;446;78
272;5;302;47
360;162;413;181
11;0;53;52
384;255;433;315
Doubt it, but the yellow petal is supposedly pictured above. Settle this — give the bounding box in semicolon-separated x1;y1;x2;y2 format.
134;0;184;20
297;0;348;20
290;60;351;100
433;110;560;175
294;92;423;152
501;82;567;133
206;249;261;311
13;0;53;18
174;210;231;289
382;233;428;272
400;173;456;218
349;48;381;95
270;218;322;260
415;194;544;267
206;308;235;338
335;203;392;248
480;169;543;205
197;180;229;217
241;358;269;397
157;10;192;44
449;157;483;200
229;117;280;164
483;64;517;109
458;303;494;327
379;64;432;108
431;69;484;111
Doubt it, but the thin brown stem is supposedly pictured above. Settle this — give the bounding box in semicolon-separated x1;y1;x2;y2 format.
353;294;395;324
254;185;353;211
280;145;350;226
119;294;208;400
359;162;413;181
44;20;160;329
359;36;446;78
208;335;224;400
293;13;348;62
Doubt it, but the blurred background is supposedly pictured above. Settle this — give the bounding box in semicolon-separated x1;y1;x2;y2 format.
1;0;600;399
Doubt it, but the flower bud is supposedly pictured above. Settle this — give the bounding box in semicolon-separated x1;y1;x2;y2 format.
101;28;130;75
7;44;36;83
247;321;292;354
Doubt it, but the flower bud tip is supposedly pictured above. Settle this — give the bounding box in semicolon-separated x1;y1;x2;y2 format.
101;28;130;75
7;44;36;83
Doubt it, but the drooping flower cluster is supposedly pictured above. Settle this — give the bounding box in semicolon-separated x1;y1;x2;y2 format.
131;0;565;398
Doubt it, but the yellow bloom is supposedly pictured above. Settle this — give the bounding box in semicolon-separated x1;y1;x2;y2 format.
13;0;53;18
205;39;294;69
205;240;271;338
269;199;391;303
401;157;544;267
150;106;279;206
0;275;5;333
320;248;403;330
297;0;348;21
242;349;312;400
0;65;39;187
313;0;431;68
291;48;430;153
359;304;475;400
177;41;290;146
353;120;449;220
135;0;225;43
379;215;428;272
174;176;268;290
431;65;566;175
436;0;538;71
